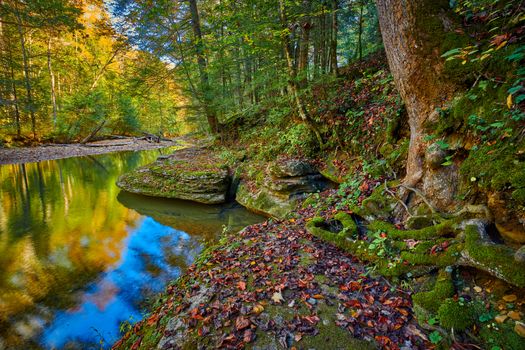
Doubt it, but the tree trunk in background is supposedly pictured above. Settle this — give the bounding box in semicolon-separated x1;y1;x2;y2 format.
279;0;323;147
330;0;338;75
47;38;58;129
297;1;311;87
375;0;458;210
188;0;219;134
15;5;36;138
356;2;364;61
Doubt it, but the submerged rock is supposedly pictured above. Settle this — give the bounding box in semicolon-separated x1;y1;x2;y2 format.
117;148;231;204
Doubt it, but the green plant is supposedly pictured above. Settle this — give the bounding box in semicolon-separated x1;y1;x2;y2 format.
429;331;443;344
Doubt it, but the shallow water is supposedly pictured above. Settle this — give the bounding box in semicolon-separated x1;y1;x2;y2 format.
0;149;263;349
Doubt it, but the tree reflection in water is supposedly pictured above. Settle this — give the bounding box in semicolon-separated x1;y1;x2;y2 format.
0;149;263;349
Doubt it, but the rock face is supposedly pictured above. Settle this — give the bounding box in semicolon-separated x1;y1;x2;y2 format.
236;158;331;218
117;148;231;204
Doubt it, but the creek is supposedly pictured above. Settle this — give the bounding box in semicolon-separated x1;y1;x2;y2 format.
0;148;263;349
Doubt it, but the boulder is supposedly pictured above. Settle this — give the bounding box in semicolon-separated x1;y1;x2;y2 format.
117;148;231;204
268;158;317;177
236;158;331;218
236;181;295;218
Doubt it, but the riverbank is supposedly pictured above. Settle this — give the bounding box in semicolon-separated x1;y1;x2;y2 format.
112;143;525;350
113;202;431;350
0;138;184;165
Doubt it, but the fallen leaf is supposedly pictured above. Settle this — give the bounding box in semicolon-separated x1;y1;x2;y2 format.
237;281;246;291
252;304;265;314
271;292;284;304
235;316;251;331
243;329;254;343
503;294;518;302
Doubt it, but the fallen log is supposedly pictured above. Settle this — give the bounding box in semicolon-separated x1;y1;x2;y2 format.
81;120;107;144
82;142;133;147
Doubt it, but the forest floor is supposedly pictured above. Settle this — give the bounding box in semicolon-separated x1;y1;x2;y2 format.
113;198;432;350
0;138;182;165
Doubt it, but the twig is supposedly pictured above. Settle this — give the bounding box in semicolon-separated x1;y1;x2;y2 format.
384;180;413;218
399;184;438;214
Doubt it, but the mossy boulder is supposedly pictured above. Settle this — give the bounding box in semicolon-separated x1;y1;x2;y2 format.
117;147;231;204
235;181;294;218
437;298;482;331
236;158;331;218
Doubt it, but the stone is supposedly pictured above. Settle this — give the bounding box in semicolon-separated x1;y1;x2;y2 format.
473;286;482;293
236;181;294;219
508;311;521;320
266;174;329;195
117;148;231;204
495;315;508;323
515;321;525;338
236;158;330;218
503;294;518;302
425;143;448;169
515;246;525;263
268;158;317;177
488;192;525;244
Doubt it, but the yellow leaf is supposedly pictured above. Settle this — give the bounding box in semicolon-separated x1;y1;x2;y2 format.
507;94;513;108
252;304;264;314
496;40;507;50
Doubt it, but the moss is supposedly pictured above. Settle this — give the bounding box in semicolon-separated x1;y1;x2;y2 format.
236;182;292;218
401;242;462;267
464;225;525;288
360;184;397;219
478;321;525;350
412;270;455;315
334;212;358;236
437;298;481;331
368;218;460;240
460;142;525;211
306;216;412;278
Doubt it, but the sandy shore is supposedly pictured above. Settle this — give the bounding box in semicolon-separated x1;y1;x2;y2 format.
0;139;182;165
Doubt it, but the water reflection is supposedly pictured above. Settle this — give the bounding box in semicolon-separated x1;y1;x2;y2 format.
0;149;263;349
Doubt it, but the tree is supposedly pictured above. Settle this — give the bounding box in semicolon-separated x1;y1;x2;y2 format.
375;0;458;210
188;0;219;134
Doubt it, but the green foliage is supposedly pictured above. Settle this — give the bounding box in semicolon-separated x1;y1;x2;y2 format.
56;90;111;141
110;95;141;135
429;331;443;345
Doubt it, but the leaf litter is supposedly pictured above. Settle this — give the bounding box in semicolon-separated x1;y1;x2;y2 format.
114;205;433;350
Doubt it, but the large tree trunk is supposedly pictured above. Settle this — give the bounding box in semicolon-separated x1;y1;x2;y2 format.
188;0;219;134
375;0;458;210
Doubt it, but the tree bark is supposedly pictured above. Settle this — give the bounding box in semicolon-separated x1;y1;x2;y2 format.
14;4;36;138
188;0;219;134
375;0;458;210
47;37;58;129
279;0;323;147
330;0;338;75
356;1;364;61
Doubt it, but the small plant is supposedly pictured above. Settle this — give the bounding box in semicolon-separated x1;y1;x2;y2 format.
368;230;389;257
429;331;443;344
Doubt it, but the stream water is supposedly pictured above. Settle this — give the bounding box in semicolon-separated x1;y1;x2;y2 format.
0;148;264;349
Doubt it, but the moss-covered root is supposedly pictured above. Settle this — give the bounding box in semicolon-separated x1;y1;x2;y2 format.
367;218;462;240
461;224;525;288
412;269;455;323
306;215;412;277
